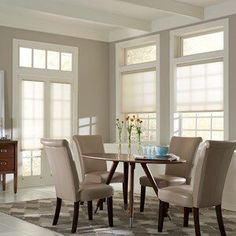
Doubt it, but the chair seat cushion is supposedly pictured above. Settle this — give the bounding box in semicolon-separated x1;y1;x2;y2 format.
84;171;124;184
78;182;113;202
159;185;193;208
139;175;186;188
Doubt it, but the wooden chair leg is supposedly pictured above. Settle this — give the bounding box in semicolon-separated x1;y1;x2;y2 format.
71;201;80;233
140;185;146;212
99;199;104;210
215;205;226;236
87;201;93;220
107;196;113;227
53;198;62;225
183;207;191;227
193;207;201;236
158;200;165;232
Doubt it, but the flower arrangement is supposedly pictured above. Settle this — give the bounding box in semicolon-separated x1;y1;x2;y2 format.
126;115;135;154
116;118;124;153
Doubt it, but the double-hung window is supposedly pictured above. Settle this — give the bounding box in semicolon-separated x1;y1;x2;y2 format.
116;36;160;142
170;20;228;140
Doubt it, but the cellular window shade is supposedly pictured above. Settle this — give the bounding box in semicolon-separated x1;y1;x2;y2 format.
121;70;156;113
175;61;223;112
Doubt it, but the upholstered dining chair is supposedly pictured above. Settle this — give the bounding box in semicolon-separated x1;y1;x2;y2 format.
73;135;126;207
139;136;202;212
41;138;114;233
158;140;236;236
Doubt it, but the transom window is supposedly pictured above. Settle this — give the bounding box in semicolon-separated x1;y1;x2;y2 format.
125;44;156;65
19;47;72;71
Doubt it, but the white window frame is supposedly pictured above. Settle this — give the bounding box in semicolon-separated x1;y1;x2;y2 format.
12;39;78;184
169;19;229;140
115;35;160;144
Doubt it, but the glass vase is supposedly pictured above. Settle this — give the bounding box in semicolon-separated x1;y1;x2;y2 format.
128;133;132;155
117;129;122;154
137;133;142;155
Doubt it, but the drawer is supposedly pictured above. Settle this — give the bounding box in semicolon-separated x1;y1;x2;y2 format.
0;144;15;158
0;159;15;171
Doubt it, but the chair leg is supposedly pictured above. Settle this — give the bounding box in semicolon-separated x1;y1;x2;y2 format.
53;197;62;225
193;207;201;236
215;205;226;236
183;207;191;227
87;201;93;220
158;200;165;232
71;201;80;233
140;185;146;212
99;199;104;210
107;196;113;227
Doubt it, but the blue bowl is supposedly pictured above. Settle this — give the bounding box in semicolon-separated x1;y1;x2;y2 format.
155;146;169;156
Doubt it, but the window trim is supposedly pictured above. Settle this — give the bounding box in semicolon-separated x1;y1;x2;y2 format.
169;19;229;140
115;35;160;144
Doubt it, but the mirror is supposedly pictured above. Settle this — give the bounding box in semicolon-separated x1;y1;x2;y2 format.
0;71;5;138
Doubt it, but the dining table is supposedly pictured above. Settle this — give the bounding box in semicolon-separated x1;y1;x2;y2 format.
82;153;186;227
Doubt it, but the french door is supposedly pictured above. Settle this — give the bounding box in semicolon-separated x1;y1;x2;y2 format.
13;39;78;187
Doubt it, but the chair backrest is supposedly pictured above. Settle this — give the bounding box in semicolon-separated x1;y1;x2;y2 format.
41;138;79;202
73;135;107;178
165;136;202;184
193;140;236;208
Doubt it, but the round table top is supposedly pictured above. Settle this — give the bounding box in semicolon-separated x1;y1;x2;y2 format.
82;153;186;164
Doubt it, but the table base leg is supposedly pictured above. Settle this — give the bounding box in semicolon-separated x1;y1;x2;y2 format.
129;163;135;228
123;162;129;210
129;217;133;228
95;161;118;214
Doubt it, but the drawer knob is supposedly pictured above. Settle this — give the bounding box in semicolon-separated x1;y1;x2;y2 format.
0;149;7;153
0;161;7;165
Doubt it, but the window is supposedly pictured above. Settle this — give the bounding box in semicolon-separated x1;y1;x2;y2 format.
125;44;156;65
19;46;73;72
171;20;228;141
182;31;224;56
116;36;159;142
13;39;78;181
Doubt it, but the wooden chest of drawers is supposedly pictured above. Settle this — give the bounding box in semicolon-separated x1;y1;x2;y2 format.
0;140;18;193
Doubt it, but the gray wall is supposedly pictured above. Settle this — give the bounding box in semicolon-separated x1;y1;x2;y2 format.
228;15;236;140
0;25;110;141
109;15;236;143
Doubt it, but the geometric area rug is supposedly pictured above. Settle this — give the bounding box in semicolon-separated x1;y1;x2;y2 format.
0;192;236;235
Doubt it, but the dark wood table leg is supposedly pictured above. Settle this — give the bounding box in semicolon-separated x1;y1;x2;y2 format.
140;163;159;196
129;162;135;227
123;162;129;210
141;163;171;219
94;161;119;213
2;174;6;191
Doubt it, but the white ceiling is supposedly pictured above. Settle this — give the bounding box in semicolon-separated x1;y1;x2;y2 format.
0;0;233;42
178;0;228;7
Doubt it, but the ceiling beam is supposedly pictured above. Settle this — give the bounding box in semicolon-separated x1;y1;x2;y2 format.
0;0;151;32
116;0;204;19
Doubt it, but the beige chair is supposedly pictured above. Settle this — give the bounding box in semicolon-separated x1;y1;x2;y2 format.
41;138;114;233
158;140;236;236
139;136;202;212
73;135;126;208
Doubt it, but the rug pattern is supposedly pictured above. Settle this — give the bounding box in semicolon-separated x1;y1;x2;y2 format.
0;193;236;235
